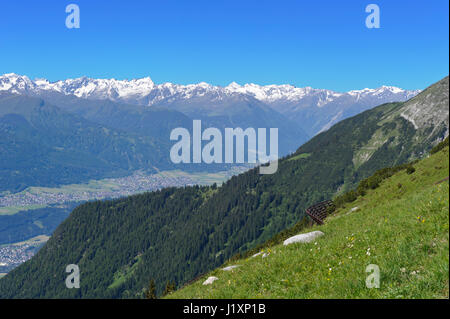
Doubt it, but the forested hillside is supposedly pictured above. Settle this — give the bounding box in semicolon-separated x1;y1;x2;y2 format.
0;77;447;298
168;139;449;299
0;94;172;192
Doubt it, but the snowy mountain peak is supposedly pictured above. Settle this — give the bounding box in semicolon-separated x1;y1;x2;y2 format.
226;81;241;90
0;73;35;93
53;76;156;99
349;85;419;96
0;73;157;100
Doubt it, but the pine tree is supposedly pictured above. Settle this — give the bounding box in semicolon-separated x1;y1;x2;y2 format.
162;280;176;296
145;279;157;299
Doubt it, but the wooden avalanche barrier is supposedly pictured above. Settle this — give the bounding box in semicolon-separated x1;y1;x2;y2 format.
305;200;335;225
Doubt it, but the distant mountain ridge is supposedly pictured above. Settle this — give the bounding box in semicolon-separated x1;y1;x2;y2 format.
0;73;420;136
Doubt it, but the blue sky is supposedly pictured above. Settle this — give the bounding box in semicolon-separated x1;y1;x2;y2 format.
0;0;448;91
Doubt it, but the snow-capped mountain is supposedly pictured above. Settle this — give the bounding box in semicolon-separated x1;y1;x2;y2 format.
0;73;419;104
0;73;420;136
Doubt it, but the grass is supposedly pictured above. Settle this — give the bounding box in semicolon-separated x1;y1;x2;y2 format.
108;256;143;290
0;204;46;216
287;153;312;161
0;235;50;249
167;146;449;299
11;235;49;247
352;128;393;169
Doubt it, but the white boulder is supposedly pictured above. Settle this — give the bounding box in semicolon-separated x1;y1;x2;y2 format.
283;231;324;246
202;276;219;285
251;252;263;258
222;265;240;271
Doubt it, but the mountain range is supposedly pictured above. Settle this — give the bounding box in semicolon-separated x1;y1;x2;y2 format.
0;73;420;136
0;76;446;298
0;73;421;193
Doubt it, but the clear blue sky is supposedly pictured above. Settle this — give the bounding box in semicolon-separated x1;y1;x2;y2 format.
0;0;448;91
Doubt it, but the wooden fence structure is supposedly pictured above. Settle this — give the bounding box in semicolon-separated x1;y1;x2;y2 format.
305;200;335;225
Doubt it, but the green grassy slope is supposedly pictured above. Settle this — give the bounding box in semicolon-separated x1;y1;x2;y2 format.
168;145;449;299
